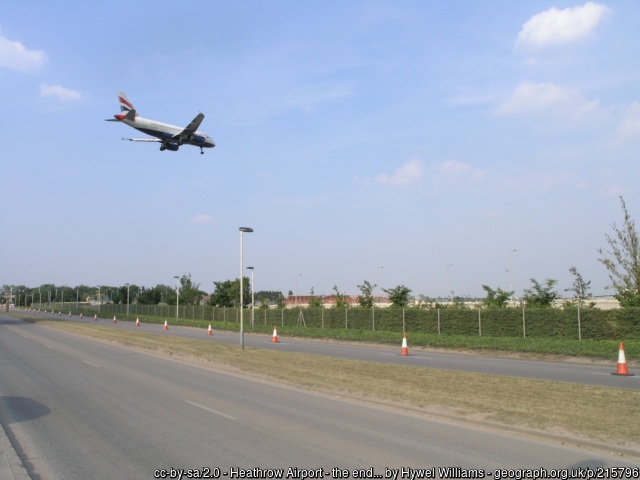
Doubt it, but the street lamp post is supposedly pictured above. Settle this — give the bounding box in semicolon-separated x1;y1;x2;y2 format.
174;276;180;321
125;283;130;316
239;227;254;349
247;266;255;329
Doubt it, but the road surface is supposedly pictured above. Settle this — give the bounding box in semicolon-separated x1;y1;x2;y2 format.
26;309;640;390
0;314;637;479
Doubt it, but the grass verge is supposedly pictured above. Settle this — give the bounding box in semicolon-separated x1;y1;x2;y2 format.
22;315;640;456
65;310;640;360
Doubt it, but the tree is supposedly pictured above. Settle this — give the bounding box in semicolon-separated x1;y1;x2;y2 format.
598;196;640;307
565;266;592;307
210;278;251;308
383;285;412;308
332;285;347;308
356;280;375;308
481;285;513;308
522;279;559;308
259;297;271;309
254;290;284;304
308;287;323;308
179;273;203;305
138;285;164;305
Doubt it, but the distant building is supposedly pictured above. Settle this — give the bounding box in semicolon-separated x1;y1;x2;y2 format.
285;294;389;307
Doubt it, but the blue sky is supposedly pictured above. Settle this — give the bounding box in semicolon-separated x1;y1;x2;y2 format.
1;1;639;300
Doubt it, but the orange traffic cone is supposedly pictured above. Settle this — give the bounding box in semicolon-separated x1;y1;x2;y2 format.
401;332;409;356
207;324;213;336
612;342;635;376
135;318;140;327
112;316;117;323
272;325;279;343
163;320;168;330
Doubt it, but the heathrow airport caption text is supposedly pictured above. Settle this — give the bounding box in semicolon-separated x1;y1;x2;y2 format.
153;466;640;480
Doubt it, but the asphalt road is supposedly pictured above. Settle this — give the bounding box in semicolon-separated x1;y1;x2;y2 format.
26;309;640;390
1;314;638;479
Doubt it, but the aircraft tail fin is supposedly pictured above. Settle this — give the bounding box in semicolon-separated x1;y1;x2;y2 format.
117;91;138;117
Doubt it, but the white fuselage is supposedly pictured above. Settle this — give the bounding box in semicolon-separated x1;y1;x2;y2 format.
123;116;214;148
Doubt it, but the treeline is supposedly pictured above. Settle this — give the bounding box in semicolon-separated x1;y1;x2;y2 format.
2;276;283;309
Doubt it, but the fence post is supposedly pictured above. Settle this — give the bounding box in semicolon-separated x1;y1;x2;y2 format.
522;305;526;338
372;306;375;331
577;304;582;341
345;308;348;330
478;308;482;337
437;308;441;335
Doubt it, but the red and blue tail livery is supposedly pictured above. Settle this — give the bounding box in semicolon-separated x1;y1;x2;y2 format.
106;91;215;154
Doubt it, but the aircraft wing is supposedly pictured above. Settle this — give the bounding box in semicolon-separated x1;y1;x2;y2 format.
121;137;162;143
172;113;204;143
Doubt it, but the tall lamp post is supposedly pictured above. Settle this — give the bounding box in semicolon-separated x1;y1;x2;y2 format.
173;276;180;321
247;266;255;329
125;283;130;316
239;227;253;349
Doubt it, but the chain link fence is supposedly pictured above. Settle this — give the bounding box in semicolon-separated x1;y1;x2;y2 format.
33;303;640;340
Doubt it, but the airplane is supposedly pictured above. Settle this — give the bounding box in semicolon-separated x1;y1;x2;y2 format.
106;91;215;154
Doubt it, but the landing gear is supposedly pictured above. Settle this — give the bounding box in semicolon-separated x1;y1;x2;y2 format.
200;147;204;155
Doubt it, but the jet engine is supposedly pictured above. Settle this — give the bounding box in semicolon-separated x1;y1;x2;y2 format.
160;142;180;152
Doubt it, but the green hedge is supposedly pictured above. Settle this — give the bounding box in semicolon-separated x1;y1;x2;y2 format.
39;303;640;340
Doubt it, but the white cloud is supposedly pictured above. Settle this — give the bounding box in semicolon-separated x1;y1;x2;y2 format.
496;81;598;117
434;160;484;181
515;2;610;50
192;214;213;224
39;83;82;101
612;101;640;144
516;2;610;48
598;185;629;197
363;158;423;186
0;32;46;72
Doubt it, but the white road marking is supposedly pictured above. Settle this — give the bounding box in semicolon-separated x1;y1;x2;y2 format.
83;360;99;367
45;345;54;349
185;400;237;420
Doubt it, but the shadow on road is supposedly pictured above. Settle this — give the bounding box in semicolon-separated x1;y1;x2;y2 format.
0;397;51;424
